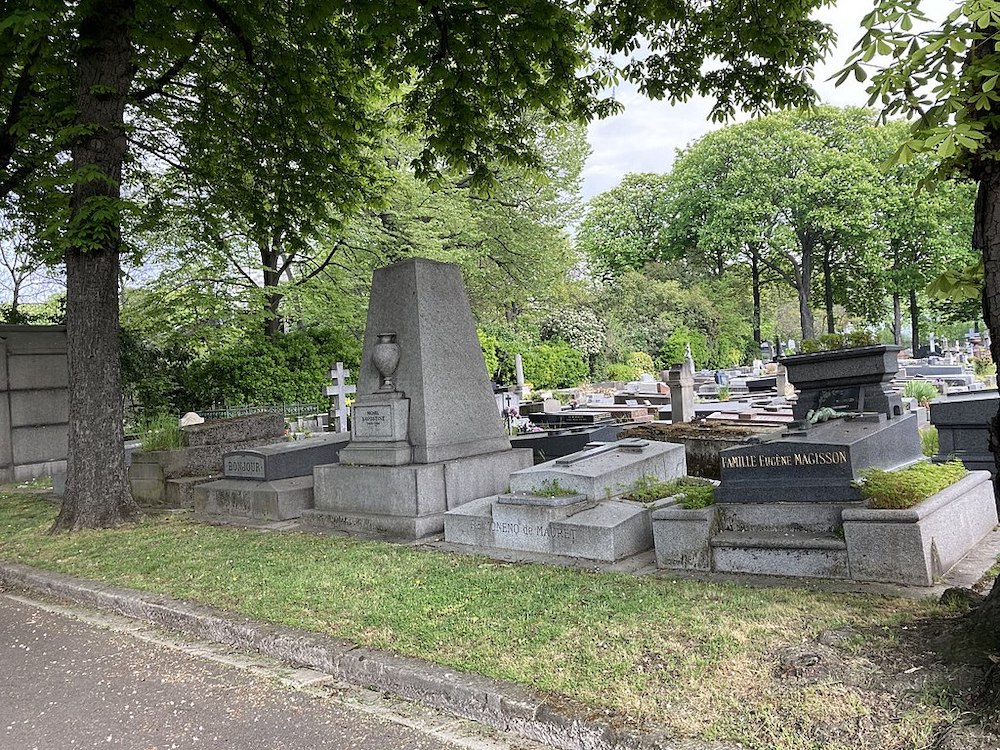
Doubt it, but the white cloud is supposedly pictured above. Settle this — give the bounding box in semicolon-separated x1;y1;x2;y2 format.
581;0;912;200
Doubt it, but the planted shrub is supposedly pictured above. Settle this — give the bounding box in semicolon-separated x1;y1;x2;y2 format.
182;328;361;409
137;413;183;452
856;460;966;510
622;475;715;508
919;425;939;457
521;341;588;389
604;351;656;382
799;331;880;354
903;380;939;407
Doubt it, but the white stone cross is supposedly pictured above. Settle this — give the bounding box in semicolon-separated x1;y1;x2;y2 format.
323;361;356;433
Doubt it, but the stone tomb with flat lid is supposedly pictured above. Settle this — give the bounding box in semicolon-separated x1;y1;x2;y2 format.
194;432;351;521
444;438;687;562
652;345;996;585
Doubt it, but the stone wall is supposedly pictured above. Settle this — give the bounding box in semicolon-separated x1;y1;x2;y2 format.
0;326;68;482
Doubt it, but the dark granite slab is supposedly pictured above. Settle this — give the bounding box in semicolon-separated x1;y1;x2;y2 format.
510;423;624;464
223;432;351;481
746;376;776;393
779;345;903;422
716;413;923;503
930;390;998;475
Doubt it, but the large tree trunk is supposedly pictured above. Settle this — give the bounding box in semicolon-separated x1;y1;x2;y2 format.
957;165;1000;688
264;290;283;337
52;0;140;531
261;239;283;337
974;166;1000;505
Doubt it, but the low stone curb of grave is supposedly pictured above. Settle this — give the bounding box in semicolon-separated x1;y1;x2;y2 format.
651;501;720;572
842;470;998;586
0;563;731;750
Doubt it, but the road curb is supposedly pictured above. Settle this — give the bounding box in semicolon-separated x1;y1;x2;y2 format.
0;562;727;750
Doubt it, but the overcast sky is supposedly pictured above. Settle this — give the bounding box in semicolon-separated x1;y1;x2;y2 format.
581;0;893;200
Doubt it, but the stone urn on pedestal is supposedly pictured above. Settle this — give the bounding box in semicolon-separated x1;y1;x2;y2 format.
372;333;400;391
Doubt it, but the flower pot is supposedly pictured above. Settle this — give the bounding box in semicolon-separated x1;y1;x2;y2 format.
651;499;720;571
842;471;997;585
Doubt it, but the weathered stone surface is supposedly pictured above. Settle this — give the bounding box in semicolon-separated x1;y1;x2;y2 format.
164;476;213;510
444;496;653;562
0;325;68;483
181;412;285;447
306;449;533;540
508;439;687;501
843;470;998;585
652;502;719;571
509;422;623;464
930;391;998;475
710;531;851;579
779;345;903;423
347;258;510;465
194;476;314;521
128;431;296;506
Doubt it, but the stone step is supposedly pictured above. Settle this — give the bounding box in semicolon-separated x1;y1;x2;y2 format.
710;530;850;579
165;475;217;510
718;502;860;535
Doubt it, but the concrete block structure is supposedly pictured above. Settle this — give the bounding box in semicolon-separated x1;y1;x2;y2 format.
0;325;68;482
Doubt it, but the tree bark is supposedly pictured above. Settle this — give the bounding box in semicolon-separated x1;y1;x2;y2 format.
750;247;762;345
52;0;140;531
796;233;815;340
822;246;835;334
261;239;283;337
909;288;921;355
892;292;902;346
974;165;1000;503
264;290;283;337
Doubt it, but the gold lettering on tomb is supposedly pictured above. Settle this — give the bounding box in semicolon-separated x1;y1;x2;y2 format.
721;451;849;470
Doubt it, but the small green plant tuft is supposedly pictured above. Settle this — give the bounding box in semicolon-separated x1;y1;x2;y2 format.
622;475;715;508
799;331;880;354
528;479;578;497
903;380;939;407
973;356;997;379
137;413;183;452
919;425;939;457
856;460;966;510
716;385;730;401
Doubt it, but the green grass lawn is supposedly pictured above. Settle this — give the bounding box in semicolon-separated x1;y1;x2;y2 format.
0;491;971;750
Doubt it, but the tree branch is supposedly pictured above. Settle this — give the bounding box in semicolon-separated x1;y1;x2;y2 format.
130;31;205;102
201;0;254;64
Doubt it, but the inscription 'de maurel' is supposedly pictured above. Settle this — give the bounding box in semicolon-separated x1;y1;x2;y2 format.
721;450;849;470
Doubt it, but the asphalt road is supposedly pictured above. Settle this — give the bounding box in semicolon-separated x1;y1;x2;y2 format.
0;591;539;750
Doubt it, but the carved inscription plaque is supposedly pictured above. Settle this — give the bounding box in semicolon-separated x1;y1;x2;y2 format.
352;405;393;439
224;454;265;479
721;450;849;470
